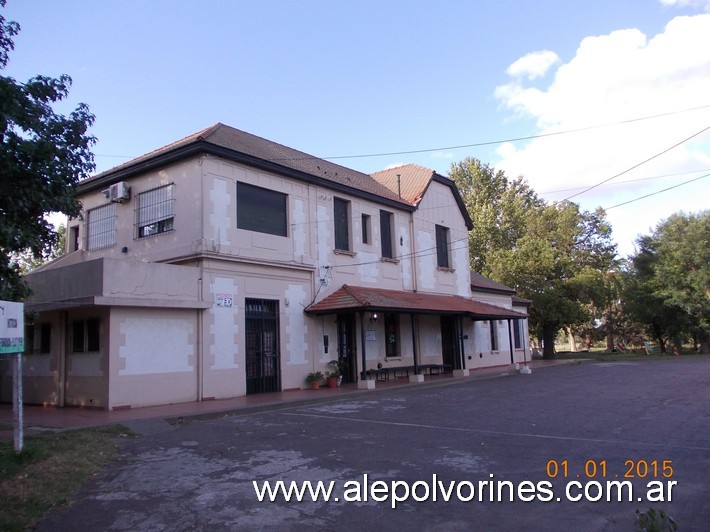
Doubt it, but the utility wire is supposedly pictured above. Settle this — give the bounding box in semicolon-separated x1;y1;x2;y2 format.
563;125;710;201
604;172;710;210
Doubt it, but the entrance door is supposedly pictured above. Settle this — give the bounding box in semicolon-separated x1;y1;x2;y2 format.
245;299;280;394
336;314;356;384
440;315;461;370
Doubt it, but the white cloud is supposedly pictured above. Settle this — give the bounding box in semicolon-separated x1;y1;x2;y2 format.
659;0;710;11
505;50;560;80
493;14;710;256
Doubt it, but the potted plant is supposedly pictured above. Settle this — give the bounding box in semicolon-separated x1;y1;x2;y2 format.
305;371;324;390
326;360;342;388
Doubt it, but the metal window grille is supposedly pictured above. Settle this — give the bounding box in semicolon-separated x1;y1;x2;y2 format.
245;299;281;394
87;203;117;250
136;184;174;238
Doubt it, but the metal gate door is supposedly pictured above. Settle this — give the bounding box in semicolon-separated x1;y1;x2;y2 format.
245;299;280;394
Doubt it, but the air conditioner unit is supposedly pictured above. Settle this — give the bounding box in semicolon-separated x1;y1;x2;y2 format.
103;182;130;203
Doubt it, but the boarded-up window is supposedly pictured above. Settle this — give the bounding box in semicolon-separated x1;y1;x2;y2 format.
237;182;287;237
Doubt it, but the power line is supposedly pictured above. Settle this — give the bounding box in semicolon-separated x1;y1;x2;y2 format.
93;104;710;163
604;172;710;210
563;125;710;201
541;167;710;195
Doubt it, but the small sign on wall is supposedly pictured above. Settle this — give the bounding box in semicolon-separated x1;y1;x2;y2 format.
365;330;376;342
216;293;234;308
0;301;24;354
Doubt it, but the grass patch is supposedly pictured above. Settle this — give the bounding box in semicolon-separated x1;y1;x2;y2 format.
0;425;132;530
555;350;709;362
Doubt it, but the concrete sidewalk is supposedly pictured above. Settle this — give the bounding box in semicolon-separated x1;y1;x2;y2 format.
1;359;580;436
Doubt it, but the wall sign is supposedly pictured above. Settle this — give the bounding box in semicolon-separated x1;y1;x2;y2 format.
216;293;234;308
0;301;24;354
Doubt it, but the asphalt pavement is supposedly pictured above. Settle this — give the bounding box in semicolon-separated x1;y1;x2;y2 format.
36;357;710;531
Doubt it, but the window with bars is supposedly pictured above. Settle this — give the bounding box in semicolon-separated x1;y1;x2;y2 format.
380;210;394;258
87;203;117;250
435;224;451;268
237;182;287;237
136;184;175;238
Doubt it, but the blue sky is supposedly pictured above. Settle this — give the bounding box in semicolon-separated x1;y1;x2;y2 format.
4;0;710;258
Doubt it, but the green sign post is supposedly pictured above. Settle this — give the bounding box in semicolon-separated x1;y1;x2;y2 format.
1;300;24;453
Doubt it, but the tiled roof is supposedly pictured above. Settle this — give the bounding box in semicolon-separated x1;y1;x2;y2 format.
305;284;526;319
370;164;435;206
80;123;410;206
470;271;516;294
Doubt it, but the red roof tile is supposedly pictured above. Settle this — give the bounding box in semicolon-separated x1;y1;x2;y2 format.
305;284;526;319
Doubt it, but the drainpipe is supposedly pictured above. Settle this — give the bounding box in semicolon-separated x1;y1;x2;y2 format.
409;215;418;292
197;272;203;402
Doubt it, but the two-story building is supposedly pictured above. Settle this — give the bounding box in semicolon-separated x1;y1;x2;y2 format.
1;123;529;410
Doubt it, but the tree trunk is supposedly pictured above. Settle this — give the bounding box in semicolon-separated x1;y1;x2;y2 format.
566;327;577;352
542;324;557;359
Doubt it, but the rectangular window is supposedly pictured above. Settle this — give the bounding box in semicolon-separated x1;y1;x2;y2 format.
72;319;100;354
39;323;52;353
361;214;371;244
384;313;399;358
435;224;450;268
87;203;116;250
25;323;51;354
137;184;175;238
69;225;80;251
380;210;393;259
237;182;287;237
513;319;522;349
489;320;498;351
334;197;350;251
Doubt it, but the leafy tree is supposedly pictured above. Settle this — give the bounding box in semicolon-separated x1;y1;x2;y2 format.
625;212;709;353
0;1;95;300
449;157;542;275
485;202;617;358
10;223;66;274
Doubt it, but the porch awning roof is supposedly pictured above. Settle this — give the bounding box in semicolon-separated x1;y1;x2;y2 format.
304;284;527;319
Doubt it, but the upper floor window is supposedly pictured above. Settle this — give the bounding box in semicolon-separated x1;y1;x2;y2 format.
136;184;174;238
237;182;287;237
362;214;371;244
380;210;394;259
435;224;450;268
87;203;116;250
334;197;350;251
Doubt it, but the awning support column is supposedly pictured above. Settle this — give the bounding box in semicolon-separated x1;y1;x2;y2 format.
359;311;368;381
458;316;466;370
411;313;419;374
507;318;515;364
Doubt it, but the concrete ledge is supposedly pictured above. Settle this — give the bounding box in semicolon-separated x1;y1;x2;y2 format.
520;366;532;374
409;374;425;384
453;369;470;377
358;380;376;390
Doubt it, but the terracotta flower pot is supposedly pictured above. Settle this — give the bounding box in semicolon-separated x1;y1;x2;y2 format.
327;376;338;388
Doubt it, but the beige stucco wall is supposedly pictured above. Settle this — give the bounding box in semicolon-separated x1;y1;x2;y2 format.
108;307;198;409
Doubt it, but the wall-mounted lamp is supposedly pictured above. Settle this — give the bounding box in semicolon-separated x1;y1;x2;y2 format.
370;312;379;322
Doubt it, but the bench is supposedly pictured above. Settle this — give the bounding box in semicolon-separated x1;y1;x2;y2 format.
365;364;452;381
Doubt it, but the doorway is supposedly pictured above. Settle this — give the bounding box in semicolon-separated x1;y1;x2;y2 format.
245;298;281;394
440;315;462;370
336;314;356;384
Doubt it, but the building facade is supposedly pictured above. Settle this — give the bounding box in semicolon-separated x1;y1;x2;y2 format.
1;124;529;410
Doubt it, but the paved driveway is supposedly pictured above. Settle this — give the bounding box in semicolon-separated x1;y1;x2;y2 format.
39;358;709;531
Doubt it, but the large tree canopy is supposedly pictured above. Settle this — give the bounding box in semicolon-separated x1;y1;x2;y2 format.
0;1;95;300
449;157;617;358
624;211;710;353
